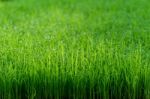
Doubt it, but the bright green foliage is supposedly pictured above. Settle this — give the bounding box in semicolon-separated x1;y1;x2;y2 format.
0;0;149;99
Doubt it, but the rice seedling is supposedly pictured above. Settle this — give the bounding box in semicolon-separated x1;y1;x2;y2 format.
0;0;149;99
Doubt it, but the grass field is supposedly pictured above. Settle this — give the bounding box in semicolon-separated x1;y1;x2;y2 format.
0;0;150;99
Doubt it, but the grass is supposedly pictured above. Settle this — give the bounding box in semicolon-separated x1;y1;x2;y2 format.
0;0;150;99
